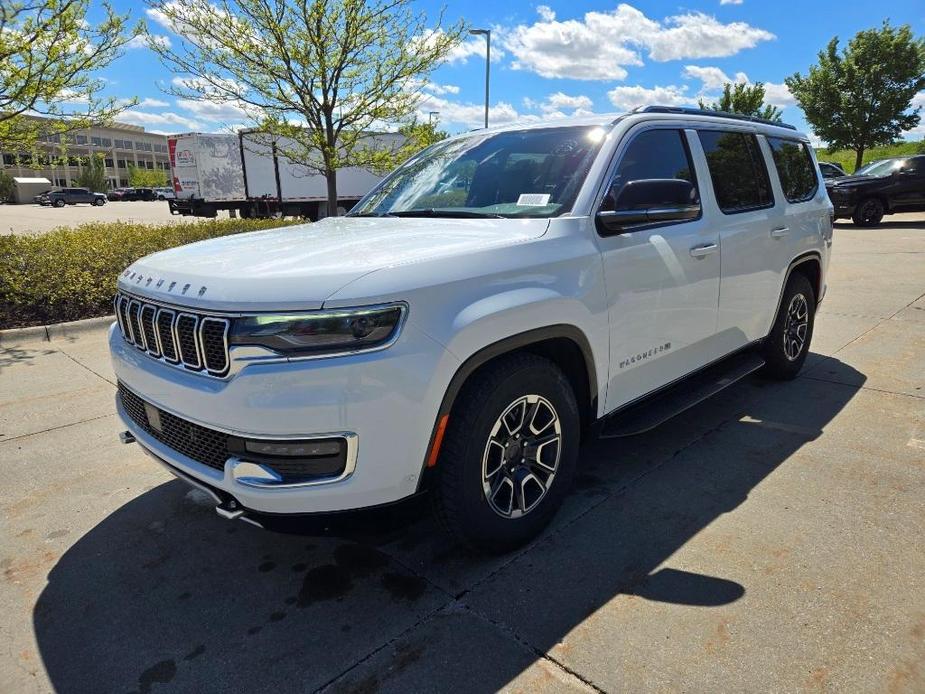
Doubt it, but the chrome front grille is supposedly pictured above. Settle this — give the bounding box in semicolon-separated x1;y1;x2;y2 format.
114;293;230;377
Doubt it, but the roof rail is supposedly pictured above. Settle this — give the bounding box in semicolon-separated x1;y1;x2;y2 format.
633;105;797;131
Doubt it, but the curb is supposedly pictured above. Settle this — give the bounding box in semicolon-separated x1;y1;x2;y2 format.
0;315;115;347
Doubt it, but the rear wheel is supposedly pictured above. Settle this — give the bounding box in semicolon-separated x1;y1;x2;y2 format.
760;273;815;380
852;197;884;227
432;353;580;552
53;199;65;208
94;198;105;206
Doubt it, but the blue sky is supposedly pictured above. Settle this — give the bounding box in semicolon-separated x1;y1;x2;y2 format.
92;1;925;143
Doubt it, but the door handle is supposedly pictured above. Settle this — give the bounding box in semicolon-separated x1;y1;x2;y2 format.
770;226;790;238
689;243;718;258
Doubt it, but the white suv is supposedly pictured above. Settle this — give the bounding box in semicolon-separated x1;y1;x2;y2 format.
110;107;832;551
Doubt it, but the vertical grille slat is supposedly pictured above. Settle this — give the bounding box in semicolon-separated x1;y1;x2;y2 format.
140;305;159;356
114;292;230;378
175;313;201;369
156;309;178;362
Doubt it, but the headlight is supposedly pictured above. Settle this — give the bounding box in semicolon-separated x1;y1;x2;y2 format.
229;304;406;356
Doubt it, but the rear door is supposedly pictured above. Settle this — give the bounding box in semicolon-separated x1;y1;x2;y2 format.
697;129;782;349
598;126;721;412
892;157;925;209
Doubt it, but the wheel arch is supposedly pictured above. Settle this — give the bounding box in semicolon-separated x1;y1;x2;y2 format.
770;252;823;336
417;325;598;491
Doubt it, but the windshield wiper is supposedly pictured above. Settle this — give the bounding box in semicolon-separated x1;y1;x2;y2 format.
389;208;506;219
348;211;396;218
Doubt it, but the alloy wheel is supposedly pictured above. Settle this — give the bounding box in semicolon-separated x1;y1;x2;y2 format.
782;293;809;361
481;394;561;518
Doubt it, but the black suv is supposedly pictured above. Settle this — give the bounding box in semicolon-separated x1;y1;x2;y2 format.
827;155;925;226
38;188;107;207
121;188;157;201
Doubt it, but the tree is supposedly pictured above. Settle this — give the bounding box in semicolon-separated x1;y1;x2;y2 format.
699;82;783;123
786;22;925;171
75;153;109;192
145;0;464;216
128;165;167;187
0;1;141;153
0;170;13;202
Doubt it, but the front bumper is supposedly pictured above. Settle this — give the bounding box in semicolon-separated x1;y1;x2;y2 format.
110;321;459;515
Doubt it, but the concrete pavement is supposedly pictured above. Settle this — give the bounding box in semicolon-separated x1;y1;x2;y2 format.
1;215;923;693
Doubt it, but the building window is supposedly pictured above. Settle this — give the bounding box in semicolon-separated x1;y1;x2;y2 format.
145;161;154;169
2;153;14;166
117;159;127;169
105;158;114;168
113;139;122;148
120;179;129;187
102;138;112;147
75;135;87;145
18;154;32;166
67;156;79;166
55;178;68;187
91;136;102;146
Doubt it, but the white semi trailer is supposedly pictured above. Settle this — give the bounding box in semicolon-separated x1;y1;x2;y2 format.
167;131;403;220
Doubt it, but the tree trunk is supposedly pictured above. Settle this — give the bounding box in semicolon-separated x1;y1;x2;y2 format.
325;167;338;217
854;146;865;173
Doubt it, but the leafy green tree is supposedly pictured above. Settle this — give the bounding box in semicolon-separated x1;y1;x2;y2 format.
127;165;167;187
75;154;109;192
0;169;13;202
699;82;783;123
0;1;141;153
786;22;925;171
145;0;464;216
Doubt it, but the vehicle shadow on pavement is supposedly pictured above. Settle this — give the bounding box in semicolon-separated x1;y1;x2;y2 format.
32;360;865;693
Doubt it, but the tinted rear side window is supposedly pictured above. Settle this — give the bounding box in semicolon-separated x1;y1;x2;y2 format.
698;130;773;213
767;137;818;203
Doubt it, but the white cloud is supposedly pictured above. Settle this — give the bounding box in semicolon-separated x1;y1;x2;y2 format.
176;98;250;121
416;92;524;130
417;29;503;65
536;5;556;21
127;34;171;50
500;4;774;81
425;82;460;96
720;0;744;5
606;84;695;111
911;91;925;109
138;97;170;108
117;110;202;133
762;81;796;107
682;65;748;91
524;92;595;118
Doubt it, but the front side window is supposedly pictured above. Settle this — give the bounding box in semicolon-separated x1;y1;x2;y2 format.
767;137;818;203
601;128;698;213
698;130;773;213
350;126;607;219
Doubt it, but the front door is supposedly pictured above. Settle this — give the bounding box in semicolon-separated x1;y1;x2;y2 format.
597;127;721;413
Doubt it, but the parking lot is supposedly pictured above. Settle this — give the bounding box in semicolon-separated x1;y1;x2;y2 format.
0;201;236;235
0;215;923;693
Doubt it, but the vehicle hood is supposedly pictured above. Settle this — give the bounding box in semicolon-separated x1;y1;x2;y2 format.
827;174;885;187
118;216;550;311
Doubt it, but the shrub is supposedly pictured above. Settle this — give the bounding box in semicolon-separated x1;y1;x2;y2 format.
0;217;295;329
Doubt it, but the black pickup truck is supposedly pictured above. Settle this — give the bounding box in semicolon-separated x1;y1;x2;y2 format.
827;155;925;226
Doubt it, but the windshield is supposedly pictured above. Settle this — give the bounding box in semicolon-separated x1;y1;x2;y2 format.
350;125;608;219
855;159;900;177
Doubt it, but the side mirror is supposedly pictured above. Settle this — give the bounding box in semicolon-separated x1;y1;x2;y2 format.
596;178;700;235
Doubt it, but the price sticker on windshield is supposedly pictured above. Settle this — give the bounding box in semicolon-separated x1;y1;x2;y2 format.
517;193;551;206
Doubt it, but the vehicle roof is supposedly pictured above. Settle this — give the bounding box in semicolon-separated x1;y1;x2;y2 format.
448;105;808;142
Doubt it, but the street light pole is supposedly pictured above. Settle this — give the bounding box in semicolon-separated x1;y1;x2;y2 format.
469;28;490;128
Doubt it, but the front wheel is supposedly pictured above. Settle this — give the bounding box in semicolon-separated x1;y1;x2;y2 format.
431;353;580;552
94;198;105;206
760;273;816;380
53;199;65;208
852;197;884;227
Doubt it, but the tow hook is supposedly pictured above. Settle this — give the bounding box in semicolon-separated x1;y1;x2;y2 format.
119;430;136;444
215;498;244;520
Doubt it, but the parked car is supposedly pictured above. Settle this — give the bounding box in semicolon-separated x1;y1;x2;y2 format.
818;162;846;180
111;107;832;551
31;190;53;204
38;188;106;207
108;188;131;201
155;187;176;201
827;154;925;226
121;188;157;201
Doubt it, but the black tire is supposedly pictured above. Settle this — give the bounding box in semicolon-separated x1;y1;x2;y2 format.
53;199;65;208
431;352;580;553
760;273;816;380
94;198;105;206
852;197;884;227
